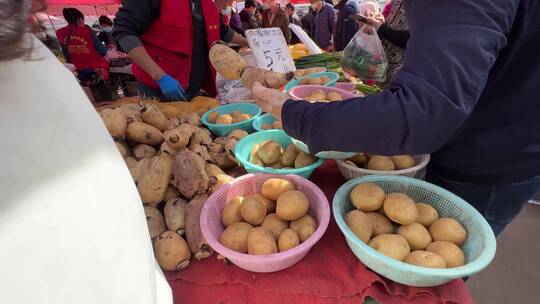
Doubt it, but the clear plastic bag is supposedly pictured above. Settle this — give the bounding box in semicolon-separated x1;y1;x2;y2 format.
340;24;388;82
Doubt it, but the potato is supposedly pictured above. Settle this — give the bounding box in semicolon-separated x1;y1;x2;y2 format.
209;174;234;193
404;250;447;268
167;117;181;130
269;160;283;169
415;203;439;227
138;154;173;205
272;121;282;129
391;155;416;170
276;190;309;221
326;92;343;102
185;195;214;260
299;78;311;85
366;212;393;236
205;163;226;178
367;155;395;171
247;227;278;255
261;178;296;200
262;123;272;130
221;196;244;227
347;153;368;167
256;193;276;213
368;234;411;261
172;150;209;199
219;222;253;253
261;213;289;240
133;144;157;160
164;198;188;234
240;196;267;225
281;144;299;167
257;141;283;165
231;110;242;118
290;214;317;242
236;113;251;122
345;210;372;243
383;193;418;225
164;185;180;202
144;206;166;239
278;229;300;252
180;112;201;126
295;151;316;168
160;141;179;156
426;241;465;268
124;156;140;181
141;103;168;131
208;111;219;124
429;218;467;246
154;231;191;271
227;129;248;141
99;108;128;138
126;122;164;146
165;128;192;150
349;183;385;212
216;114;233;125
397;223;432;250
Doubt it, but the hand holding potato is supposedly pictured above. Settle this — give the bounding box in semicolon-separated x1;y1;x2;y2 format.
251;81;287;122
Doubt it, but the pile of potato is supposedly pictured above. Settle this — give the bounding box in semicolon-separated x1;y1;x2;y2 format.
299;75;331;86
249;141;317;170
261;120;283;131
207;110;253;125
346;183;467;268
98;102;250;271
219;178;318;254
303;90;344;102
346;154;416;171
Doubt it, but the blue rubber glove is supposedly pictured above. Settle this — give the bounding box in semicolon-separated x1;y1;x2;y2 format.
157;74;187;101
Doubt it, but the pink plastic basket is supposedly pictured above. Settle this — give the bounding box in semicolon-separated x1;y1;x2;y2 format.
288;85;359;101
200;174;331;273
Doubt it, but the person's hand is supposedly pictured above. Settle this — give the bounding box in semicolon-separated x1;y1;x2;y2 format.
364;11;385;31
251;81;288;121
157;74;187;101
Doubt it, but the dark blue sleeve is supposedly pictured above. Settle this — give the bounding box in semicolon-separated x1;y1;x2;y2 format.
282;0;519;155
91;30;108;56
343;5;358;45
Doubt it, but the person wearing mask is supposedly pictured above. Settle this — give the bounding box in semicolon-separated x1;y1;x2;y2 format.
1;1;172;303
285;3;301;44
310;0;336;51
98;15;116;49
261;0;291;44
250;0;540;237
56;8;111;101
113;0;247;101
333;0;359;51
240;0;260;31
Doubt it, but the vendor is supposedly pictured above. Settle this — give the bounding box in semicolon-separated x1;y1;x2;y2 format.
252;0;540;236
113;0;248;101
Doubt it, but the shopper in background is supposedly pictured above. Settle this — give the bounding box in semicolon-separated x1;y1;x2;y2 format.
98;15;116;48
57;7;111;101
333;0;359;51
261;0;291;43
310;0;336;51
301;7;314;38
240;0;260;31
226;1;245;35
285;3;302;44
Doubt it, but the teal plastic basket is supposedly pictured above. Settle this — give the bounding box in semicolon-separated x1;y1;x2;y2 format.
201;103;262;137
234;130;324;178
284;71;340;93
291;137;357;160
252;113;278;132
333;175;496;287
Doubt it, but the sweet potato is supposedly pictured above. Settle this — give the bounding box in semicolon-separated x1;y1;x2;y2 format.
126;122;164;146
189;128;213;149
141;103;169;131
228;129;248;141
185;195;214;259
179;113;201;126
166;127;192;150
164;185;181;202
99;108;128;138
172;150;209;198
190;144;211;162
164;198;188;235
124;157;139;182
159;141;179;156
205;163;226;178
154;231;191;271
115;141;130;158
209;174;234;193
209;43;246;80
132;144;157;160
241;67;293;89
144;206;166;239
137;154;173;205
167;118;181;130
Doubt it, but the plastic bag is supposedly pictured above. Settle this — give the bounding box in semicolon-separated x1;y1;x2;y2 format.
340;23;388;82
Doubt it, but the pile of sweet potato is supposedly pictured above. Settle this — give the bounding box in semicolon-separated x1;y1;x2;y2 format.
98;100;248;271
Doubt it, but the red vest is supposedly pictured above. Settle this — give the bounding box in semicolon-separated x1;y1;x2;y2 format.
56;25;109;74
133;0;221;96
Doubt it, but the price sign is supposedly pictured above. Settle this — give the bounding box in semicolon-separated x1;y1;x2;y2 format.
245;28;296;73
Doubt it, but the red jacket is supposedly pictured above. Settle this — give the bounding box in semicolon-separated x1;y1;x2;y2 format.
56;25;109;76
132;0;221;96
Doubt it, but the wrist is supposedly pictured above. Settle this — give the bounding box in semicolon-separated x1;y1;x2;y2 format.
153;70;167;82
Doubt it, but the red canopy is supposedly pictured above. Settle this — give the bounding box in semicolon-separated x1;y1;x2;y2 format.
47;0;120;4
45;0;120;16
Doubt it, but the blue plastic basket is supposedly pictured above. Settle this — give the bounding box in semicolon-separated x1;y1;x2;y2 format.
233;130;324;178
284;72;340;93
201;103;262;137
291;137;357;160
252;113;278;132
333;175;496;287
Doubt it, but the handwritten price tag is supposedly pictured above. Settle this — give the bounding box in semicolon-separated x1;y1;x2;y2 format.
245;28;296;73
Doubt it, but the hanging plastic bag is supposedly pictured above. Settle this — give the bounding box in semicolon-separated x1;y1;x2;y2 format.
340;23;388;83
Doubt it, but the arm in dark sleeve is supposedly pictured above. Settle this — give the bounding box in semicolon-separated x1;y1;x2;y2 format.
229;12;245;35
91;30;107;56
113;0;161;52
220;16;235;42
378;23;410;49
328;6;336;36
282;0;518;155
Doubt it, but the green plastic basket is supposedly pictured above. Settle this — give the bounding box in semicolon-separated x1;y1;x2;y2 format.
252;113;278;132
201;103;261;137
233;130;324;178
333;175;496;287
